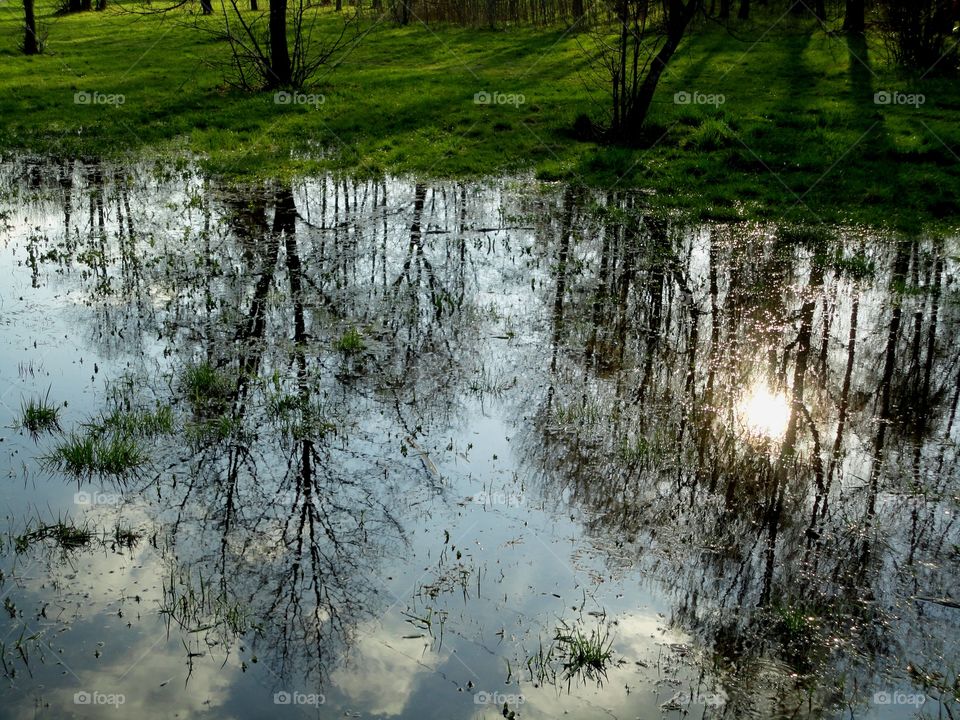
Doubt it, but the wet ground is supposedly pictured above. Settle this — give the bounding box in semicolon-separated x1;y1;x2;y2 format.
0;158;957;719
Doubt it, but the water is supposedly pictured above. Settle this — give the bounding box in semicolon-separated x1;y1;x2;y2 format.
0;157;956;719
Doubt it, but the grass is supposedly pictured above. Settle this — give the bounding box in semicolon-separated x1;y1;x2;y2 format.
527;619;617;688
15;520;93;553
112;521;141;548
16;389;61;438
335;327;366;354
554;620;615;677
159;564;259;638
182;362;235;417
96;404;174;437
0;4;958;228
45;430;146;476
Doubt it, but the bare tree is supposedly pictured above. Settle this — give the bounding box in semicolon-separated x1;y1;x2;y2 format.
135;0;356;89
588;0;702;142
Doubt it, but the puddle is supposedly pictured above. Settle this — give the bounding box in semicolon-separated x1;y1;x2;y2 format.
0;158;957;719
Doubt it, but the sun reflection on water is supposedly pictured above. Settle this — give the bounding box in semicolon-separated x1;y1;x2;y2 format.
738;384;791;440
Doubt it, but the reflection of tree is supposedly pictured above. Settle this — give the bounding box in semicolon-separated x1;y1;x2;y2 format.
6;165;510;687
7;161;959;712
522;191;960;715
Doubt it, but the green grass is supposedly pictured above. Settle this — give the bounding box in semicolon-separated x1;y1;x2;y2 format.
335;327;366;354
0;3;958;228
45;430;146;476
182;362;235;416
554;621;615;677
96;404;174;437
16;390;62;438
527;619;617;688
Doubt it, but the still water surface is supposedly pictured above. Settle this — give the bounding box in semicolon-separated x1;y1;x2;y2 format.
0;158;957;719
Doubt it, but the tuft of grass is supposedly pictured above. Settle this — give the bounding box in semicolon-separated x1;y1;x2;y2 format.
47;433;97;475
185;413;242;447
97;404;174;437
16;389;61;439
554;620;615;678
182;363;235;417
45;431;146;477
96;433;147;475
15;520;93;553
335;327;366;354
112;522;142;549
528;620;617;689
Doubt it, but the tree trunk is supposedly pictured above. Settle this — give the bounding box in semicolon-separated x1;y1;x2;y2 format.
80;0;91;10
23;0;39;54
336;0;342;10
842;0;864;33
719;0;729;17
269;0;292;87
200;0;212;12
737;0;749;18
572;0;584;22
622;0;700;137
486;0;496;27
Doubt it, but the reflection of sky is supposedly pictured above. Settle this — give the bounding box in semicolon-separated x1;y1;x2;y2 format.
2;164;957;720
0;169;701;720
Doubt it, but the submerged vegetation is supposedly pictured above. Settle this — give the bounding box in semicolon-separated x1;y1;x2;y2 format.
0;165;957;718
182;362;236;417
14;519;93;553
335;327;366;354
527;620;618;688
45;431;147;477
15;390;61;439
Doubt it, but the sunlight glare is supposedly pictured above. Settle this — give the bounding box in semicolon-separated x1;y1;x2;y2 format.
738;384;790;440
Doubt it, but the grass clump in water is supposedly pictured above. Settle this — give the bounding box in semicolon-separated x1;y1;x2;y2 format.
554;620;615;679
98;404;174;437
45;431;146;477
335;327;366;354
16;389;61;439
527;619;617;689
182;363;235;417
15;519;93;553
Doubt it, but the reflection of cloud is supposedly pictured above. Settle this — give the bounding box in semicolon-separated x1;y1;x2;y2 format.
330;617;448;717
614;611;691;657
1;620;241;720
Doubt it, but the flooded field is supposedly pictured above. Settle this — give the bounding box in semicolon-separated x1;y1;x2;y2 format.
0;158;957;719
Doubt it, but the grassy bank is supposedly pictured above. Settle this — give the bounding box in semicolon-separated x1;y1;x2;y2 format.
1;3;958;229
